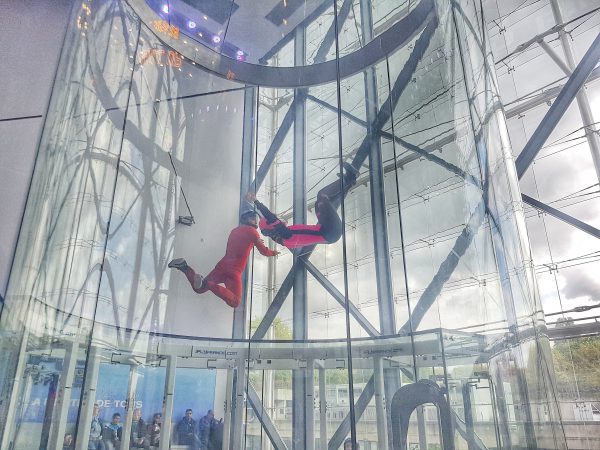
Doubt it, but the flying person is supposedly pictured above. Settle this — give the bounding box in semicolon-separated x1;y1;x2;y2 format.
247;162;359;250
168;208;279;308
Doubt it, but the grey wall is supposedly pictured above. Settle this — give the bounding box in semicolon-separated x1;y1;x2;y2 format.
0;0;73;297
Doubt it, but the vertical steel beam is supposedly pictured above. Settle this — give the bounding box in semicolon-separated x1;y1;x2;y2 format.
75;346;101;450
359;2;398;447
232;87;256;450
159;355;176;450
462;383;475;450
358;0;396;336
306;359;315;450
48;336;80;450
416;406;427;450
120;364;139;450
318;366;328;450
373;357;389;450
234;86;258;340
222;369;234;450
292;25;308;450
231;359;247;450
550;0;600;183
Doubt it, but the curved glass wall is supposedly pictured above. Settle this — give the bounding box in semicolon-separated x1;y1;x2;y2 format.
0;1;567;449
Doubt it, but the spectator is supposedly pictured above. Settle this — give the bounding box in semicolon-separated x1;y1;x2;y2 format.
176;408;198;446
89;404;105;450
130;408;149;449
147;413;162;448
343;438;360;450
63;433;74;450
104;413;123;450
207;418;224;450
197;410;215;450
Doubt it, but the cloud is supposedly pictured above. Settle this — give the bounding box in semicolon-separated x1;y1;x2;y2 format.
561;268;600;302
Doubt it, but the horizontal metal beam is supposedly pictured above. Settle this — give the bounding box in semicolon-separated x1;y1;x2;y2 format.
302;259;380;337
522;194;600;239
515;31;600;179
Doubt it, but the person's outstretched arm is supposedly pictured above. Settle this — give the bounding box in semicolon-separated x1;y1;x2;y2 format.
251;228;279;257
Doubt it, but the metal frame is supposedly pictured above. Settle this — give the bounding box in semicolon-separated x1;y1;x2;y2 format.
125;0;435;88
515;30;600;179
522;194;600;239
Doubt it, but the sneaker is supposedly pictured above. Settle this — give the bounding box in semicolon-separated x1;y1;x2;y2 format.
168;258;188;271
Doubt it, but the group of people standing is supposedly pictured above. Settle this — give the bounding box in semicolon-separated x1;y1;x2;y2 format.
175;409;223;450
84;404;218;450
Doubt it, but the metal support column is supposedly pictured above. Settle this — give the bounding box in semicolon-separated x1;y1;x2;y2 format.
231;358;247;450
292;25;309;450
121;364;139;450
515;30;600;178
48;336;80;450
232;86;256;450
75;346;101;450
462;383;475;450
318;365;328;450
373;357;389;450
416;406;427;450
234;86;258;340
222;369;234;450
550;0;600;183
306;359;315;450
159;355;176;450
359;2;398;447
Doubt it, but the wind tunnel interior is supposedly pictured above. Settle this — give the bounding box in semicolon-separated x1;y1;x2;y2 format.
0;1;568;450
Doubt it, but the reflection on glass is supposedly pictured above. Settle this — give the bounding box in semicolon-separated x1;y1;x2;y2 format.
0;1;568;449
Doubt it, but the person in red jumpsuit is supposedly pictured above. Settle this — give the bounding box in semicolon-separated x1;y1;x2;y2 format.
247;162;359;249
168;210;279;308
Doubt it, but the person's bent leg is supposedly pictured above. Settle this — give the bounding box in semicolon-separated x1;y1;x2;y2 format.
183;266;209;294
317;162;359;202
315;197;343;243
205;272;243;308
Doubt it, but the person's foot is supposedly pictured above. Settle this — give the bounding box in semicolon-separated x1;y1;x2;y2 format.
168;258;188;271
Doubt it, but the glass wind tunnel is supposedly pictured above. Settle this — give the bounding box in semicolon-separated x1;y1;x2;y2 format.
0;0;568;449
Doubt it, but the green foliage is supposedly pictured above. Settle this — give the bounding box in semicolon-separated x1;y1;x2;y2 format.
250;316;292;340
552;336;600;396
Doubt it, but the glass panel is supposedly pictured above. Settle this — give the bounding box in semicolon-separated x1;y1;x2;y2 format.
0;1;570;449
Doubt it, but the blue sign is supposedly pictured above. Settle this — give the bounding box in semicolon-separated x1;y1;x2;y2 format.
19;362;216;425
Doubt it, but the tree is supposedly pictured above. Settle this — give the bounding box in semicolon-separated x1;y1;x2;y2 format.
552;336;600;397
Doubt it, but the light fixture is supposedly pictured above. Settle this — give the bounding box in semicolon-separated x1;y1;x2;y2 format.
188;20;196;29
161;4;169;14
212;35;221;43
236;50;244;57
